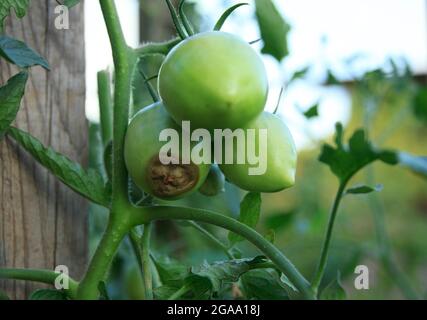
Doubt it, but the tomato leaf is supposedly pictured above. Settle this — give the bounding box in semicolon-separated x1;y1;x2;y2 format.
346;184;383;195
29;289;68;300
0;0;29;32
7;127;111;207
188;256;268;294
325;69;340;85
228;192;262;245
152;256;189;288
213;3;248;31
0;36;49;70
412;86;427;124
58;0;81;8
255;0;290;61
154;285;181;300
242;269;289;300
0;71;28;137
289;66;310;82
398;152;427;180
320;272;346;300
303;103;319;119
319;123;398;184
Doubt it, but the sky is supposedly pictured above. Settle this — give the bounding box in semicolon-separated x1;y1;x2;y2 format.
85;0;427;150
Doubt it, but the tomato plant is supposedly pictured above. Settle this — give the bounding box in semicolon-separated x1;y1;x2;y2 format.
0;0;426;303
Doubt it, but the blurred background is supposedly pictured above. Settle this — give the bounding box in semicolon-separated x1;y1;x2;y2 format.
85;0;427;299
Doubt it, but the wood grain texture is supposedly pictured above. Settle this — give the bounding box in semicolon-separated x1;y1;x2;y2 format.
0;1;87;299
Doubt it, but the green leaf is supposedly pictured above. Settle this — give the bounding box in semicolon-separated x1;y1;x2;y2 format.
29;289;68;300
242;269;289;300
213;3;248;31
7;127;111;207
320;272;346;300
189;256;268;294
289;66;310;82
0;36;49;70
398;152;427;180
325;70;340;85
228;192;261;244
60;0;80;8
412;86;427;123
303;103;319;119
152;256;189;287
0;71;28;137
255;0;290;61
0;0;29;32
319;123;398;183
346;184;383;195
154;285;180;300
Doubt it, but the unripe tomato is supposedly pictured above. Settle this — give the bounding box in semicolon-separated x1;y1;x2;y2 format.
219;112;297;192
124;102;210;200
158;31;268;130
199;164;225;197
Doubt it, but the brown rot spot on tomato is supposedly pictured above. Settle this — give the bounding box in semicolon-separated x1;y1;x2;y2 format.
147;156;199;198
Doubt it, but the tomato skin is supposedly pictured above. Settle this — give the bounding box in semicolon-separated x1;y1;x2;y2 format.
124;102;210;200
158;31;268;130
219;112;297;192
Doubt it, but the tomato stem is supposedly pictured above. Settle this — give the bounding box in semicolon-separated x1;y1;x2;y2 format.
97;70;113;146
311;181;347;294
0;268;79;299
78;0;136;299
142;223;154;300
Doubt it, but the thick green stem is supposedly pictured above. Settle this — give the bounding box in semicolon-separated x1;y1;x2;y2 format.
77;218;129;299
142;223;153;300
187;221;234;259
131;206;315;300
97;70;113;146
0;268;79;299
311;181;347;292
77;0;135;300
99;0;135;207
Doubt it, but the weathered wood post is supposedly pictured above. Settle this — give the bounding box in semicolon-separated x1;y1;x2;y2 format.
0;1;87;299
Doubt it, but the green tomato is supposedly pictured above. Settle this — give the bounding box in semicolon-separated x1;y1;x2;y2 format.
158;31;268;130
199;164;225;197
219;112;297;192
124;102;210;200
